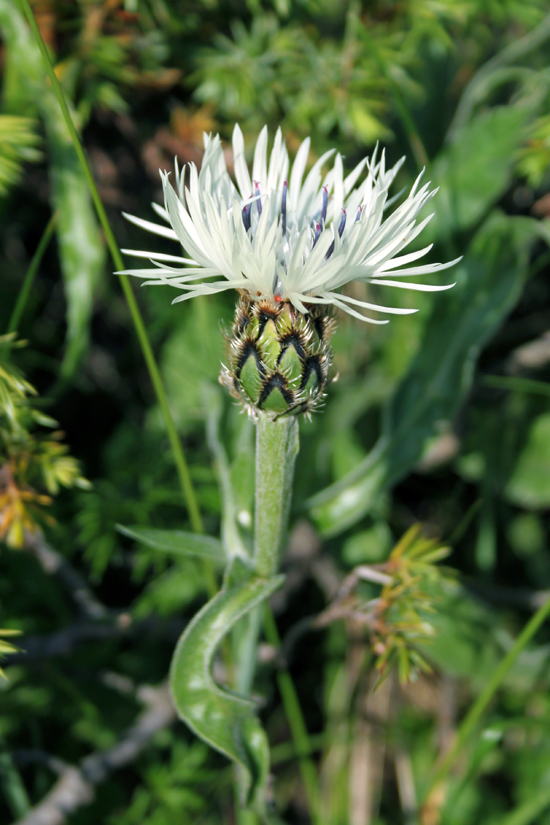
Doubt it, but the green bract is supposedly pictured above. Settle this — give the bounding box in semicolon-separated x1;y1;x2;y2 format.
220;295;335;417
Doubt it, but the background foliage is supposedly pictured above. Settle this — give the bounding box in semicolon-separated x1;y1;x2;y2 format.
2;1;550;824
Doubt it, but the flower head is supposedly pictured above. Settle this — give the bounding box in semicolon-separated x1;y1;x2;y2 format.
120;125;458;323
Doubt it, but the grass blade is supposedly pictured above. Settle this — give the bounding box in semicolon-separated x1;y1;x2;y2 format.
17;0;206;547
7;211;57;334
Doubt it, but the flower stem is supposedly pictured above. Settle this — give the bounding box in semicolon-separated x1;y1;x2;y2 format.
7;211;57;335
253;414;298;579
244;414;319;820
19;0;209;576
424;594;550;800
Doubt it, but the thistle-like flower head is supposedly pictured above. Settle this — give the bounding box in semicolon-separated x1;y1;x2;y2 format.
120;124;458;323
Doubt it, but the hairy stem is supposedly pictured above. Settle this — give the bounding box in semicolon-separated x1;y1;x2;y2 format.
248;415;318;820
253;414;299;579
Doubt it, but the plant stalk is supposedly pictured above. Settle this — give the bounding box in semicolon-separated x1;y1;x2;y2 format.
238;414;298;697
253;414;299;579
246;414;319;821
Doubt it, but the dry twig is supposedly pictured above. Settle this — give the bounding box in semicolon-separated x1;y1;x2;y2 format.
12;683;176;825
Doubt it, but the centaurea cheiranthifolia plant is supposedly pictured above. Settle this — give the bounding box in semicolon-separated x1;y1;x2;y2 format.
119;126;459;812
121;125;458;418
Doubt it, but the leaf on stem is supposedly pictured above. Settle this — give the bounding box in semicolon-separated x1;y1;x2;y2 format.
170;556;283;810
116;524;226;564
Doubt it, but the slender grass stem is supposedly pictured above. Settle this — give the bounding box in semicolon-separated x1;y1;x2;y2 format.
7;212;57;335
263;605;319;823
500;786;550;825
424;594;550;799
19;0;211;590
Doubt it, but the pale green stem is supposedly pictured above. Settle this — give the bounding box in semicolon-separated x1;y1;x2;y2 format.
253;414;298;579
425;595;550;799
236;607;262;696
19;0;212;593
7;211;57;335
239;413;298;692
239;414;319;821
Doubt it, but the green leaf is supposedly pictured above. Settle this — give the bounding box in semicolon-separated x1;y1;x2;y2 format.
160;296;227;435
505;412;550;509
0;0;105;377
308;212;540;536
116;525;226;564
170;557;283;809
428;105;532;238
45;107;106;377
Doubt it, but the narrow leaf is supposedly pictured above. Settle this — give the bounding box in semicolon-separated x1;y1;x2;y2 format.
116;525;226;564
0;0;105;377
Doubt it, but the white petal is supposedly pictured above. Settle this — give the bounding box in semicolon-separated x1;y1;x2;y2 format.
123;212;178;240
371;279;456;291
288;137;311;212
151;202;171;223
121;249;198;264
252;125;268;190
267;127;284;192
232;123;252;197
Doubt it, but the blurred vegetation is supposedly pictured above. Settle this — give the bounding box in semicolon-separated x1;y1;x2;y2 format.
2;0;550;823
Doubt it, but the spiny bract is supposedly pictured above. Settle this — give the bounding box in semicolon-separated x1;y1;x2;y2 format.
220;295;335;419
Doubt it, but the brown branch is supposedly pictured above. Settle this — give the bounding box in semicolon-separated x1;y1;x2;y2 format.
7;616;185;665
24;531;108;621
12;683;176;825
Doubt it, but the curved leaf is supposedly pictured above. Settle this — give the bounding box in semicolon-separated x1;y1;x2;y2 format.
170;557;283;809
0;0;105;377
116;524;226;564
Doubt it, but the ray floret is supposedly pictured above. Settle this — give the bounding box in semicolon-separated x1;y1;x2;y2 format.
119;124;458;324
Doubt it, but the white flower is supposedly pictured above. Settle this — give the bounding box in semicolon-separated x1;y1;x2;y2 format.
119;125;459;323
